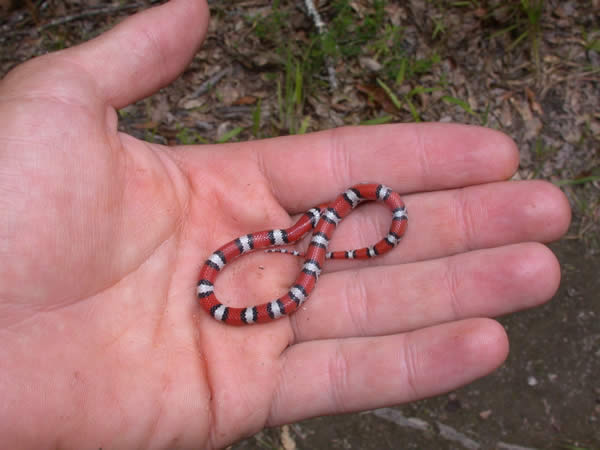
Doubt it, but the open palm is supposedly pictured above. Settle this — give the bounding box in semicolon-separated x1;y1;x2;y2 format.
0;1;570;448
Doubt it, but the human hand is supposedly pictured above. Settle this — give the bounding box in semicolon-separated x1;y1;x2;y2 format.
0;0;571;448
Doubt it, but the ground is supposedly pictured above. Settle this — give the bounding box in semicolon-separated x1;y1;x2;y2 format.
1;0;599;448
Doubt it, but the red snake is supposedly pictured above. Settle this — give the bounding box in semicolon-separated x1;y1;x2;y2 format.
197;184;408;325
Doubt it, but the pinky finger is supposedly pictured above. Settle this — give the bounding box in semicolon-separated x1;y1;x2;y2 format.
267;318;508;426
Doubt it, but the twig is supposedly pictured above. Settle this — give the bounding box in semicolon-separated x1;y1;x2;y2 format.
39;4;144;31
1;3;144;39
214;105;254;120
193;67;232;97
303;0;338;90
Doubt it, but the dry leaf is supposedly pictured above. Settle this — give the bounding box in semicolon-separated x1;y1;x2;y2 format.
359;57;382;72
525;86;544;116
479;410;493;419
280;425;296;450
233;95;258;106
510;97;543;141
356;84;398;114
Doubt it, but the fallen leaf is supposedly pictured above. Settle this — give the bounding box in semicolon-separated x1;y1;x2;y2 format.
357;84;399;114
359;57;382;72
479;409;492;419
280;425;296;450
525;86;544;116
131;121;159;130
233;95;258;106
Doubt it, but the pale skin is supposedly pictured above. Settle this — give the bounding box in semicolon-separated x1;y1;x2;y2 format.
0;0;571;448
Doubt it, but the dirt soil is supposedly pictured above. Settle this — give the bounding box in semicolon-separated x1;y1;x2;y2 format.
1;1;599;448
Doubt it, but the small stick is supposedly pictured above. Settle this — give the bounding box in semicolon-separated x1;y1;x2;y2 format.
193;67;232;97
2;4;143;39
303;0;338;90
39;3;143;30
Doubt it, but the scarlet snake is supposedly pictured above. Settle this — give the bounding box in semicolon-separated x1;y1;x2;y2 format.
197;183;408;325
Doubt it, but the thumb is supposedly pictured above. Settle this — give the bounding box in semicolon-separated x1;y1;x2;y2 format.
72;0;209;108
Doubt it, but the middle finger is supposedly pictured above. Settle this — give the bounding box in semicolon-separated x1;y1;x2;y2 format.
316;179;568;270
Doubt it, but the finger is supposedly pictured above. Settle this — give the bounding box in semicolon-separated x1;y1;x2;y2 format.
253;123;519;212
72;0;209;108
290;242;559;341
268;318;508;425
306;180;570;268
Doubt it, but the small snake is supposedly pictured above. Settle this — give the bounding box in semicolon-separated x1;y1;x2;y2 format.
197;183;408;325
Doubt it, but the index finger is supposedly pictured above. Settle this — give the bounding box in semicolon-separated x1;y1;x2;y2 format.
253;123;518;212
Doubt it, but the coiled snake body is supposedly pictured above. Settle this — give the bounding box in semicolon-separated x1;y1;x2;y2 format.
197;183;408;325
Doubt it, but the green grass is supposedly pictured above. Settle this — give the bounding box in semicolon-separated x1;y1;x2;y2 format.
555;175;600;187
488;0;545;71
244;0;553;130
275;51;309;135
360;115;394;126
247;0;446;131
251;100;262;138
216;126;244;143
